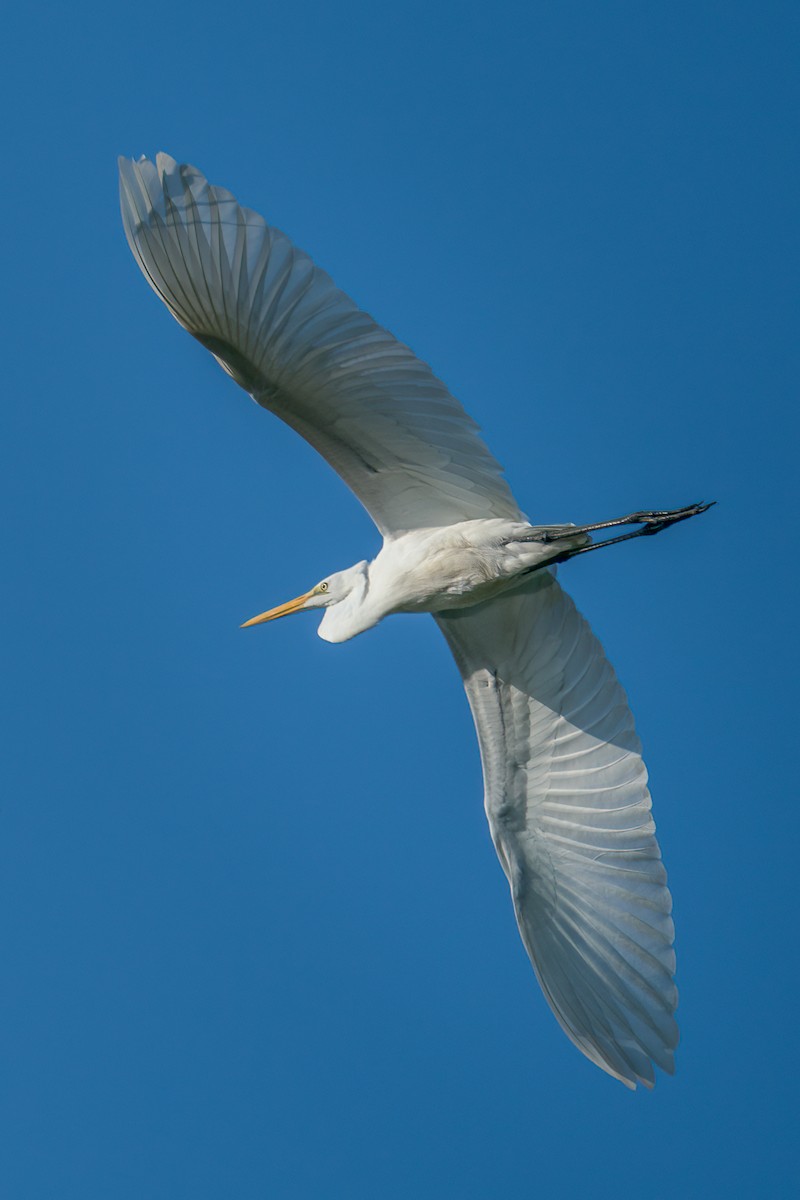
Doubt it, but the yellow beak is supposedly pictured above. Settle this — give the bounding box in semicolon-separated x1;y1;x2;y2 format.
240;589;315;628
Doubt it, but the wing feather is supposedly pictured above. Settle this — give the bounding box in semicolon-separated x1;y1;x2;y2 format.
436;572;678;1088
119;153;522;536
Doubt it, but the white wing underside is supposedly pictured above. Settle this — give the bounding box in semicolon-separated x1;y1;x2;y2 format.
437;573;678;1088
119;153;522;537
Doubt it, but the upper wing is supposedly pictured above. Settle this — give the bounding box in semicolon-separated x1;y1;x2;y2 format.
119;153;523;537
436;572;678;1088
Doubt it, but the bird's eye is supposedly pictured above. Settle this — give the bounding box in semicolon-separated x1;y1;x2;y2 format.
319;582;329;592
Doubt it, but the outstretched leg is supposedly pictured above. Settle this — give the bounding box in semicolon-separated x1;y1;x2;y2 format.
531;501;715;564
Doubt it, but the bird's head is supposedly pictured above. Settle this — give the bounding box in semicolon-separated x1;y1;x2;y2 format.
240;561;371;643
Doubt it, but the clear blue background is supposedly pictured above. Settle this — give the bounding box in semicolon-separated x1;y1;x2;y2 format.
2;2;798;1195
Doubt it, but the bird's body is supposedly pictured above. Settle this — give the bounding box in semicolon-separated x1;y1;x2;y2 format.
315;519;589;641
119;153;710;1089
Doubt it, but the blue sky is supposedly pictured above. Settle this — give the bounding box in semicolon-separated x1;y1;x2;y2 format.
2;1;798;1195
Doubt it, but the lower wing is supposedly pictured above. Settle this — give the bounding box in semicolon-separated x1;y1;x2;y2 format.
436;572;678;1088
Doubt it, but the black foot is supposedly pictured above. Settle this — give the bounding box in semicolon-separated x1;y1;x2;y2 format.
626;501;715;536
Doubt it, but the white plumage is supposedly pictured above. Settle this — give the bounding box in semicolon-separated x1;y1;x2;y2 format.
437;577;676;1087
119;152;702;1088
119;154;520;537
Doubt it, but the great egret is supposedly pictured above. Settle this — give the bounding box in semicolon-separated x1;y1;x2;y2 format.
119;153;710;1089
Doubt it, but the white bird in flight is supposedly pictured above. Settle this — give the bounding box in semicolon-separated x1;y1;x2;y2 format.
119;153;711;1089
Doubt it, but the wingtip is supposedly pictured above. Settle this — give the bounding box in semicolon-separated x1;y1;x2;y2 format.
117;152;182;179
155;150;179;179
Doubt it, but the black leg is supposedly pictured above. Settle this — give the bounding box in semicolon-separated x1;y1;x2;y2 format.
519;502;715;575
535;501;714;542
547;501;715;563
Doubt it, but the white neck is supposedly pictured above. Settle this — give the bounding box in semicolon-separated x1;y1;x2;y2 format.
317;562;377;643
